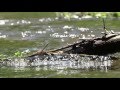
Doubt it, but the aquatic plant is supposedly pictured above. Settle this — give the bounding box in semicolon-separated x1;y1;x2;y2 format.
14;51;23;57
13;50;28;58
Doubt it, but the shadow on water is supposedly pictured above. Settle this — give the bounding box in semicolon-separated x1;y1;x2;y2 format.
0;18;120;77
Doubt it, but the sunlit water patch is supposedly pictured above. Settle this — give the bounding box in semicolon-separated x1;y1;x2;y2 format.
0;18;102;41
0;54;114;72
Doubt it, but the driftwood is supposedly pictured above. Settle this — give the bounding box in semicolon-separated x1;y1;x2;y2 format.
28;32;120;57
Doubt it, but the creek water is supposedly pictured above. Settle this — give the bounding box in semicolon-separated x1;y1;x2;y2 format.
0;18;120;78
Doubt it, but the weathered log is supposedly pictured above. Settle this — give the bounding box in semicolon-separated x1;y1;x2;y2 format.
28;33;120;57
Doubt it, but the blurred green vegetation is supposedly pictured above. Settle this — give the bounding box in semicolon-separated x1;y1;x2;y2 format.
0;12;56;19
56;12;120;19
0;12;120;19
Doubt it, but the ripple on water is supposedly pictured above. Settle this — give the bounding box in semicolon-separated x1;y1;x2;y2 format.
0;18;101;41
0;54;113;72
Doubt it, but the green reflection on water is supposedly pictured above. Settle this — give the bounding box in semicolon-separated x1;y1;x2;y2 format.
0;67;57;78
0;67;120;78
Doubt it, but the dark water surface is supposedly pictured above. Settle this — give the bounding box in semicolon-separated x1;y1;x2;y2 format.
0;18;120;78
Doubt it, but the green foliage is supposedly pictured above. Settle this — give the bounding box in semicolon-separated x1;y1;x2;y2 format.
13;50;30;58
14;51;23;57
112;12;119;18
0;12;119;20
55;12;120;20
